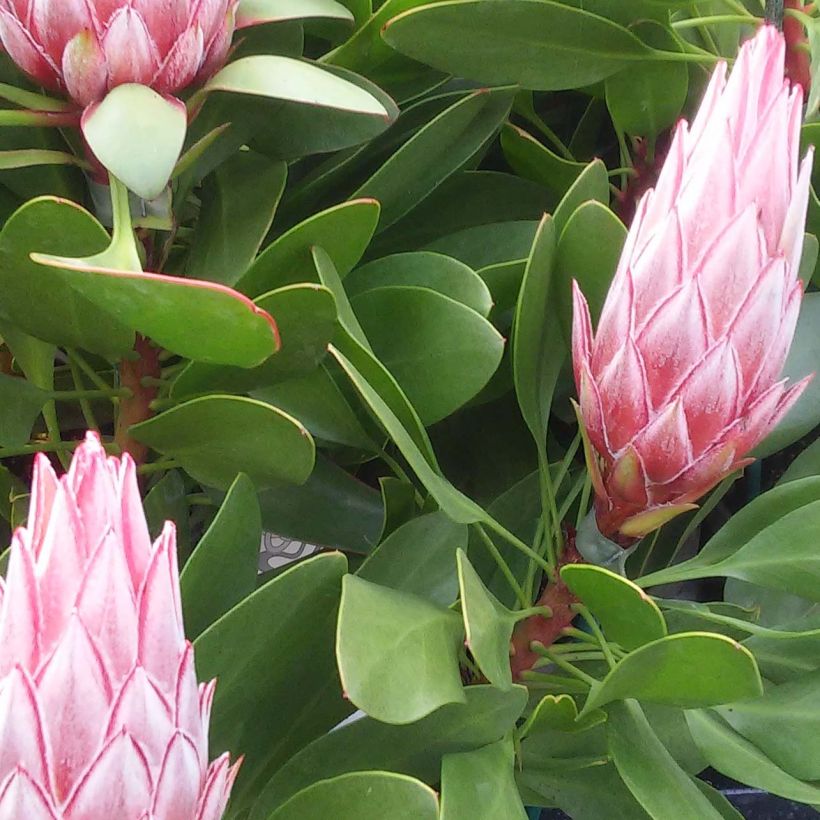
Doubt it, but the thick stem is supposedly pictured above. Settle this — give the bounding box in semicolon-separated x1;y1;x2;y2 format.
509;539;584;680
115;335;160;464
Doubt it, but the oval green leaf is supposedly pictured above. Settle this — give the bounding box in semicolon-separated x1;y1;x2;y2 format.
337;575;466;724
130;395;315;489
561;564;667;651
583;633;763;714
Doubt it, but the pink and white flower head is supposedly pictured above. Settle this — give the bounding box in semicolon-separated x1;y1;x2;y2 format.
0;0;238;107
572;26;813;540
0;432;239;819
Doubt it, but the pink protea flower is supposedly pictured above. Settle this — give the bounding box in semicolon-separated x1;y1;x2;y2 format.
0;432;239;818
572;26;813;540
0;0;237;107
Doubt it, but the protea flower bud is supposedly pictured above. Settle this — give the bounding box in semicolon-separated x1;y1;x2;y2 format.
572;26;813;540
0;0;237;107
0;433;239;818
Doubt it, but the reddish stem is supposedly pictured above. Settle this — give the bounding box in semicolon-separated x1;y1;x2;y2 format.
115;335;160;464
509;541;585;680
784;1;811;95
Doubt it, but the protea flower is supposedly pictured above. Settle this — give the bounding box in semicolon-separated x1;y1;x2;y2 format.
0;432;239;818
572;25;813;540
0;0;237;107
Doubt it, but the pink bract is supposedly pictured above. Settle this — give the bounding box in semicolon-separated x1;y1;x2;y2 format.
0;0;237;106
0;432;239;819
572;25;813;539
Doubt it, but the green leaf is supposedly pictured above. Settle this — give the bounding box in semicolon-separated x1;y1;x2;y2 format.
358;511;466;607
254;364;375;450
195;552;349;811
269;772;438;820
583;633;763;713
130;396;315;490
501;123;586;198
143;470;191;548
186;152;286;286
0;374;47;447
33;248;279;368
779;436;820;484
638;477;820;587
257;454;383;554
560;564;666;651
237;199;380;296
383;0;651;90
0;197;133;357
554;200;626;341
345;251;492;317
512;214;561;446
171;284;337;397
352;286;505;424
353;87;515;228
521;694;607;738
686;709;820;804
605;21;688;138
312;246;371;350
330;344;485;524
457;549;515;689
716;669;820;781
237;0;355;26
608;700;723;820
441;737;528;820
337;575;466;723
249;684;528;819
82;84;187;199
180;473;261;640
552;159;610;234
693;780;745;820
756;292;820;457
202;56;393;159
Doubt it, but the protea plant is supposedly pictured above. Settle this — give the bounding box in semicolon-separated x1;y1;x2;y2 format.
0;433;239;818
572;25;813;540
0;0;237;106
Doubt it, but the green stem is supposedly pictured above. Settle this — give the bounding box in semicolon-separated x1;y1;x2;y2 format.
538;449;563;565
138;458;179;476
0;439;120;458
67;357;99;433
531;644;598;686
380;448;424;505
66;349;114;394
514;605;554;620
673;15;754;29
472;523;529;609
41;401;69;469
574;604;617;669
649;48;722;64
107;174;143;272
534;650;606;665
483;514;553;576
575;475;592;530
52;387;132;401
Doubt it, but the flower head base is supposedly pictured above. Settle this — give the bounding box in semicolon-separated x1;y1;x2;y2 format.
0;0;237;107
572;26;813;539
0;432;238;818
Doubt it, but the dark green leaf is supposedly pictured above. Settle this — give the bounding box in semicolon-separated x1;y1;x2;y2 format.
130;396;315;490
346;251;492;316
195;552;348;811
382;1;651;90
352;285;505;424
186;151;286;286
552;159;610;234
353;87;515;228
269;772;439;820
237;199;380;296
171;284;337;397
249;684;528;819
358;511;466;607
257;454;383;554
0;373;47;447
180;473;261;639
